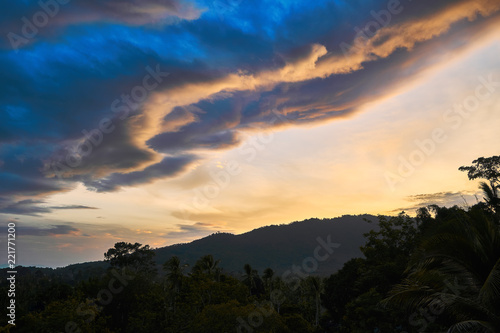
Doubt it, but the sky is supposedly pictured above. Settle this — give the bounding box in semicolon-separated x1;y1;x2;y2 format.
0;0;499;267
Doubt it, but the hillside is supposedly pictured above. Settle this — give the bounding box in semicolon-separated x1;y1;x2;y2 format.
155;214;377;276
7;214;379;280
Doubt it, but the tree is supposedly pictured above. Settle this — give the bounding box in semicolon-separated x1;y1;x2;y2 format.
104;242;156;275
103;242;158;330
243;264;264;296
303;276;322;327
358;213;420;294
164;256;188;290
263;268;274;300
322;258;364;324
192;254;221;280
163;256;188;314
479;181;500;214
191;300;287;333
386;206;500;332
459;156;500;184
460;156;500;214
271;276;286;314
322;213;419;331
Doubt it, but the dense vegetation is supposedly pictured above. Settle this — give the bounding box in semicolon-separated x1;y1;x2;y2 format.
1;156;499;332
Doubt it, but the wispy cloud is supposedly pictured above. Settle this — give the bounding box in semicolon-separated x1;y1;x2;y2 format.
50;205;98;210
392;191;480;213
0;224;80;236
0;199;98;216
1;0;204;49
162;222;232;241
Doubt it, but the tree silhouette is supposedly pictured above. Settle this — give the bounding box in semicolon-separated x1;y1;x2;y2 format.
263;267;274;300
163;256;188;314
460;156;500;215
242;263;264;296
304;276;322;327
386;206;500;332
104;242;156;275
192;254;221;281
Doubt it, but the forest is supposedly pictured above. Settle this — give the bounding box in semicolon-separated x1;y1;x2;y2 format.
1;155;499;333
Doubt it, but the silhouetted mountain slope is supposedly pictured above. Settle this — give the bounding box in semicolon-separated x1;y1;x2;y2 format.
4;214;379;280
155;214;378;275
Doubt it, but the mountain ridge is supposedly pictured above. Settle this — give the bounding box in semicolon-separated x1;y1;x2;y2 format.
5;214;380;279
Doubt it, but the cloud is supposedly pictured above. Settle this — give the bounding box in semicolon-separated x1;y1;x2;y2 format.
1;0;204;49
0;199;52;216
407;191;469;203
328;0;500;66
0;144;74;197
83;154;198;192
65;0;204;24
391;191;480;212
0;198;98;216
0;224;80;236
162;222;231;240
49;205;98;210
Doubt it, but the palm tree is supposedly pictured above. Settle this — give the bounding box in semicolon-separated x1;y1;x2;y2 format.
243;264;256;291
459;156;500;218
243;263;264;296
385;207;500;332
164;256;188;291
192;254;221;280
163;256;188;314
263;268;274;300
479;181;500;214
271;276;286;314
304;276;322;327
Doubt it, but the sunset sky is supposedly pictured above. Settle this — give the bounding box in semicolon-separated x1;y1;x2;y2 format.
1;0;500;267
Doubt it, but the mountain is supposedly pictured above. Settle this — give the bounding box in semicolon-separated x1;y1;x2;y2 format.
154;214;378;276
6;214;379;280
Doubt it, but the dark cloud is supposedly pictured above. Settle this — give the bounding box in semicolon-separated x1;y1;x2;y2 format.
50;205;98;210
391;191;480;213
0;144;73;197
0;198;97;216
83;154;198;192
163;222;230;239
0;224;80;236
407;192;467;202
0;199;52;216
1;0;203;49
43;116;159;179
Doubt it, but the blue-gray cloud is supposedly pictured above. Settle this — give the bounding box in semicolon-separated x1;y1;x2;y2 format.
0;198;98;216
0;224;80;236
1;0;203;49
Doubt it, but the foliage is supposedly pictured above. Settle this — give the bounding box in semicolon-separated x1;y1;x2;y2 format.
460;155;500;216
459;155;500;184
104;242;157;275
385;206;500;332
